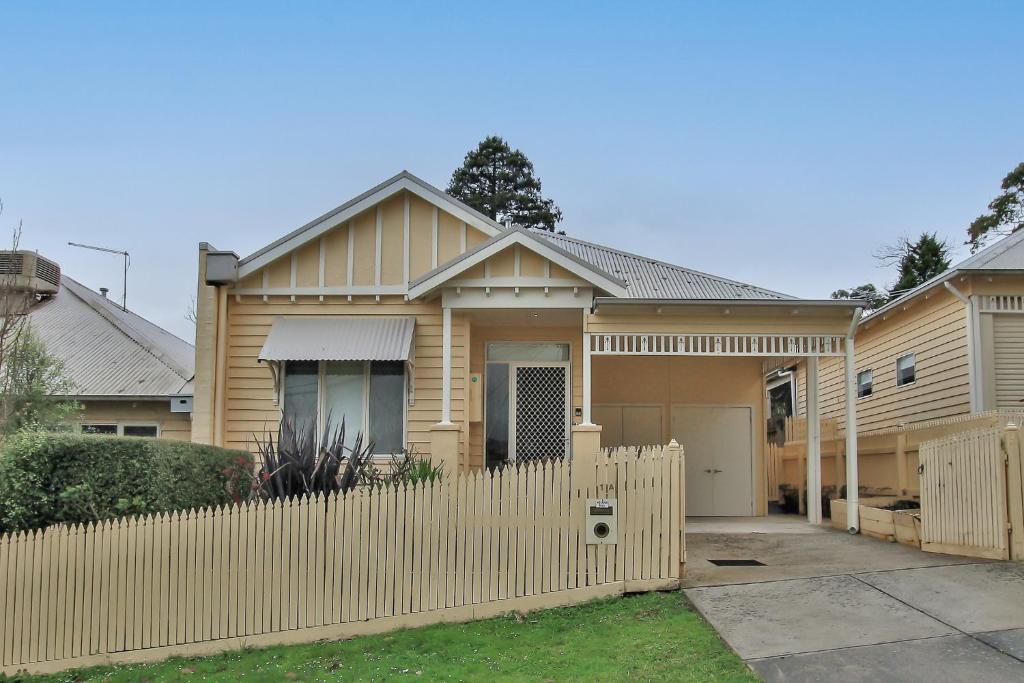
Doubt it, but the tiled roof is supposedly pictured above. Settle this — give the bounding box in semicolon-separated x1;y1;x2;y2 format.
26;276;194;398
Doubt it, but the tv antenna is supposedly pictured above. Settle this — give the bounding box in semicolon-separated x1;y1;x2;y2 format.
67;242;130;311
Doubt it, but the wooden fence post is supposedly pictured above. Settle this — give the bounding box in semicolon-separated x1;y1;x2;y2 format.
1005;423;1024;561
666;439;685;578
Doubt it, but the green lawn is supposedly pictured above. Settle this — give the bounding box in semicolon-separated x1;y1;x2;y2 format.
12;592;756;683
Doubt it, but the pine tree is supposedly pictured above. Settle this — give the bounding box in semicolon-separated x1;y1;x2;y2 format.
886;233;951;298
447;136;563;232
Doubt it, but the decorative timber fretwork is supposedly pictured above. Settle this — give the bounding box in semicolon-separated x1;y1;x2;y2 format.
588;333;847;357
978;295;1024;314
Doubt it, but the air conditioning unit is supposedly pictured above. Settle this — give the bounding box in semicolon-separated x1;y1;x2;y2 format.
169;395;193;413
0;251;61;295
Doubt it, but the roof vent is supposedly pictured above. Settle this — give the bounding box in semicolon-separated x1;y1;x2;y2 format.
0;251;60;295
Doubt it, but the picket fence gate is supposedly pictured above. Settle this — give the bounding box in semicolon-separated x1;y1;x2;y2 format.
919;424;1024;560
0;444;684;675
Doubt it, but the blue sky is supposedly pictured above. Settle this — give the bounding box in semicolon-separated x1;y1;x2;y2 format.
2;2;1021;340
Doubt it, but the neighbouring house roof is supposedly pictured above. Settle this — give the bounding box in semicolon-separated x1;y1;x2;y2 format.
258;317;416;362
26;276;195;398
536;232;794;300
863;229;1024;323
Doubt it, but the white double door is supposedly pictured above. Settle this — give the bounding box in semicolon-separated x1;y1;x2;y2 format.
671;406;754;516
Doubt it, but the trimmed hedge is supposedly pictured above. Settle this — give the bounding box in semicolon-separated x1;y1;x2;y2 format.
0;430;254;533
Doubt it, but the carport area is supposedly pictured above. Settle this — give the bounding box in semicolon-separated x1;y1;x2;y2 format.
683;516;1024;682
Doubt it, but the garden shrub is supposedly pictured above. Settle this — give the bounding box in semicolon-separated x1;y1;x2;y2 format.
0;429;254;533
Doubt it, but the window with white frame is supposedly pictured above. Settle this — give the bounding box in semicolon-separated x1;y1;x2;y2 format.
283;360;406;455
80;423;159;437
857;369;873;398
81;423;117;435
896;353;916;387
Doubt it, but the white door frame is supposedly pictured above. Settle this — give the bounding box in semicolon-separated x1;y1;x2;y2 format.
671;403;756;516
508;360;571;462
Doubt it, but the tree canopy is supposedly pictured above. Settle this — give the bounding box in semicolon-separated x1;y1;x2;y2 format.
830;232;951;311
447;136;563;232
830;283;888;311
967;162;1024;252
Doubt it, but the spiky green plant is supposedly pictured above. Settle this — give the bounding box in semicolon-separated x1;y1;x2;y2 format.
252;416;376;501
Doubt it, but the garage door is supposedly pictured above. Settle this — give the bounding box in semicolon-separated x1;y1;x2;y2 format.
671;406;753;517
592;404;663;448
994;315;1024;408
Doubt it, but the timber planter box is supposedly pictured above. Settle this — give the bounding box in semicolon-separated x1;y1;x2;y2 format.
829;499;921;548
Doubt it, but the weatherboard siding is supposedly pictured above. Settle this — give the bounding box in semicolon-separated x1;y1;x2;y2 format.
798;288;971;432
78;400;192;441
223;297;467;458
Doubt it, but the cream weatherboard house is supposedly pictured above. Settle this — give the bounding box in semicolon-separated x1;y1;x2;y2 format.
191;172;865;529
778;230;1024;496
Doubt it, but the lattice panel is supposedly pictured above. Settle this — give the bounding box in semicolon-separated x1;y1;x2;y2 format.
514;366;568;462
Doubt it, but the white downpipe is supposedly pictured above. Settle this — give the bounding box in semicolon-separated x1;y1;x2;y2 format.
582;332;593;425
806;356;822;524
441;306;452;425
844;336;860;533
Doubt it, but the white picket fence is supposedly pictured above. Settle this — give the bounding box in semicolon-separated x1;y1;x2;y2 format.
0;444;684;675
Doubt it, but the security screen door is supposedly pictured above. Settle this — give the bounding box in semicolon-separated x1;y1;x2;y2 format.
485;343;571;467
512;364;570;462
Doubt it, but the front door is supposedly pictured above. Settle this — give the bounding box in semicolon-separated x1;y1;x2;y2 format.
485;343;571;467
671;406;753;516
512;364;570;462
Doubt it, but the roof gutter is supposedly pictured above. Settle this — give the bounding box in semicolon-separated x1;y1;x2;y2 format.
593;297;866;310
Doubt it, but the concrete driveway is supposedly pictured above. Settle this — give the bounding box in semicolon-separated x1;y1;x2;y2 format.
683;517;1024;682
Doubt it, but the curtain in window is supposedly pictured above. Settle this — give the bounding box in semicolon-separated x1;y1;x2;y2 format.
324;360;364;450
283;360;318;429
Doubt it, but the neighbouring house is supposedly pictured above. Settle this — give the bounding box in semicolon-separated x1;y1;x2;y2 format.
192;171;864;525
777;230;1024;498
13;252;195;439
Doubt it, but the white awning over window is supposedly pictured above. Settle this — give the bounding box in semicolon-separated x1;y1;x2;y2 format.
258;317;416;362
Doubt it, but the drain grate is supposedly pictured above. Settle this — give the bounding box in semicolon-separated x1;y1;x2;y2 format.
708;559;765;567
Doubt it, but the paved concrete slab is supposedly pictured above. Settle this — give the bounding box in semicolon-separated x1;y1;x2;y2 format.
685;574;954;659
684;527;979;588
976;629;1024;661
750;635;1024;683
859;563;1024;633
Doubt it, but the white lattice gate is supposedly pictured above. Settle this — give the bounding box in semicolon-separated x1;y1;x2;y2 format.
512;363;570;462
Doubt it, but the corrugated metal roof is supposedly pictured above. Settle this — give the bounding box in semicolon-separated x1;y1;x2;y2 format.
27;276;195;398
536;233;793;300
259;317;415;362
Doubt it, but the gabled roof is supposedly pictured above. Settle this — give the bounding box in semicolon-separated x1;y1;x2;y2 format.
863;229;1024;323
407;227;629;299
536;232;794;300
237;170;506;278
229;169;801;302
27;276;195;398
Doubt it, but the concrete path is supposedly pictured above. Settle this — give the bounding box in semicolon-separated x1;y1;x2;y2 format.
683;517;1024;682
